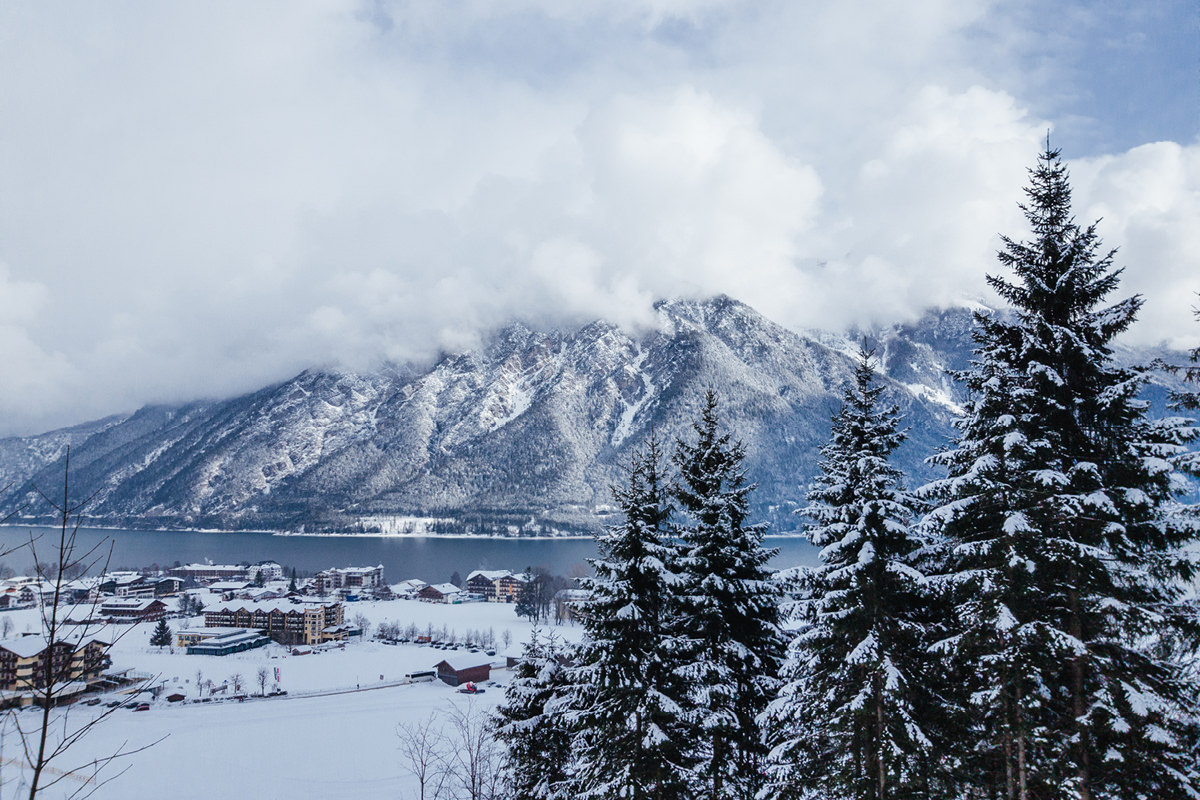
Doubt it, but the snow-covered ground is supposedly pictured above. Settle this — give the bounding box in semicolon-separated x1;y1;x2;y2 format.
103;595;581;697
8;680;495;799
0;596;582;799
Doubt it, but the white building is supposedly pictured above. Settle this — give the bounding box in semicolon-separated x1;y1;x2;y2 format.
313;565;385;595
248;562;284;582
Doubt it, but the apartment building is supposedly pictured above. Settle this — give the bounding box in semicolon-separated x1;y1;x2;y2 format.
0;635;110;705
99;598;168;622
312;565;385;596
463;570;529;602
169;563;250;583
203;601;345;646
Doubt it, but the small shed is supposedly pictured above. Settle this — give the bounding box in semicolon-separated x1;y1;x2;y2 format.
435;660;490;687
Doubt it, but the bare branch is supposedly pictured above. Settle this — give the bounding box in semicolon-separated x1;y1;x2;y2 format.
14;446;160;798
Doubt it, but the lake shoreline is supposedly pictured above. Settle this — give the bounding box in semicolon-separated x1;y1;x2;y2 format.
0;523;809;541
0;525;818;582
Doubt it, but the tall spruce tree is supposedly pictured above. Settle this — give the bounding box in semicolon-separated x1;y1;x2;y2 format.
922;144;1200;800
672;390;784;800
149;618;172;649
496;628;574;800
763;349;932;800
568;432;692;800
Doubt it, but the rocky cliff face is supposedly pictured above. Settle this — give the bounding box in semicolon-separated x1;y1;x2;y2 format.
3;295;1163;534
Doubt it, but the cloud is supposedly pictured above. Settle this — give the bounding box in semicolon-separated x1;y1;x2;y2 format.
789;85;1043;331
0;1;1195;434
1072;142;1200;349
0;267;76;404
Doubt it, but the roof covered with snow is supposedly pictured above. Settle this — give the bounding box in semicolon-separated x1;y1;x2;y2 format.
209;600;338;614
466;570;511;582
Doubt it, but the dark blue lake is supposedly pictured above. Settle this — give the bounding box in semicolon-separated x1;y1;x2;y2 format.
0;526;819;584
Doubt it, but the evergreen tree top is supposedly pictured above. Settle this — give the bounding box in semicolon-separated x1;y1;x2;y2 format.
590;430;677;584
806;346;914;554
990;144;1137;347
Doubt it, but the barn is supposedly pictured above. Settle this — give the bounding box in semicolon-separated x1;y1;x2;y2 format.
434;659;490;687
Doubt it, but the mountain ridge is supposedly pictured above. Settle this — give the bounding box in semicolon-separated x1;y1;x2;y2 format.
0;296;1182;535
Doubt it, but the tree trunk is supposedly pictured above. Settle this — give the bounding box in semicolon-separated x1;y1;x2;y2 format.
1068;581;1091;800
1004;731;1014;800
1017;731;1027;800
876;691;886;800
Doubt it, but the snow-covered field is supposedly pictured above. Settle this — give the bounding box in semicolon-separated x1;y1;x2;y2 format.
104;596;579;697
11;683;487;799
0;596;582;799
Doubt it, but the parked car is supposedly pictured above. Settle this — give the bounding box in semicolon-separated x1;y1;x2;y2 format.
133;703;150;712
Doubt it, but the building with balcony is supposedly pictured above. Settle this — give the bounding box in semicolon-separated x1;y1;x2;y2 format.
203;601;345;646
0;635;111;706
168;564;251;583
465;570;509;601
99;598;168;622
312;565;385;596
464;570;531;603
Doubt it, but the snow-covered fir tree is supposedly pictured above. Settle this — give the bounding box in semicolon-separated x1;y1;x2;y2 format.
671;389;784;800
763;348;932;800
568;432;692;800
921;144;1200;800
495;628;574;800
149;618;172;649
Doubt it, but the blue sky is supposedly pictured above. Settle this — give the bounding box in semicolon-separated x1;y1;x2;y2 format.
0;0;1196;434
991;0;1198;154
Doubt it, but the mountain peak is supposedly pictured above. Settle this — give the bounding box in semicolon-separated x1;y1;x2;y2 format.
9;296;1166;536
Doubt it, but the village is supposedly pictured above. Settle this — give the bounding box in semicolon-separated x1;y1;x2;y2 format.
0;561;585;711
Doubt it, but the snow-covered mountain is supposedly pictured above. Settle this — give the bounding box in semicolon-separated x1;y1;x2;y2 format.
0;296;1167;534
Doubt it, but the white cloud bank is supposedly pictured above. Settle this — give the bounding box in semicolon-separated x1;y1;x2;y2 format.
0;0;1195;434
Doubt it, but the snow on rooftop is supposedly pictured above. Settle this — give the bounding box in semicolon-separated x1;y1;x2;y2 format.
0;632;110;658
435;658;492;672
100;598;163;610
176;627;246;636
209;600;336;614
466;570;511;581
392;579;428;589
175;564;248;571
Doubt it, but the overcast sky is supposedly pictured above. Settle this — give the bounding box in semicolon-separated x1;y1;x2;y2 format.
1;0;1197;435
